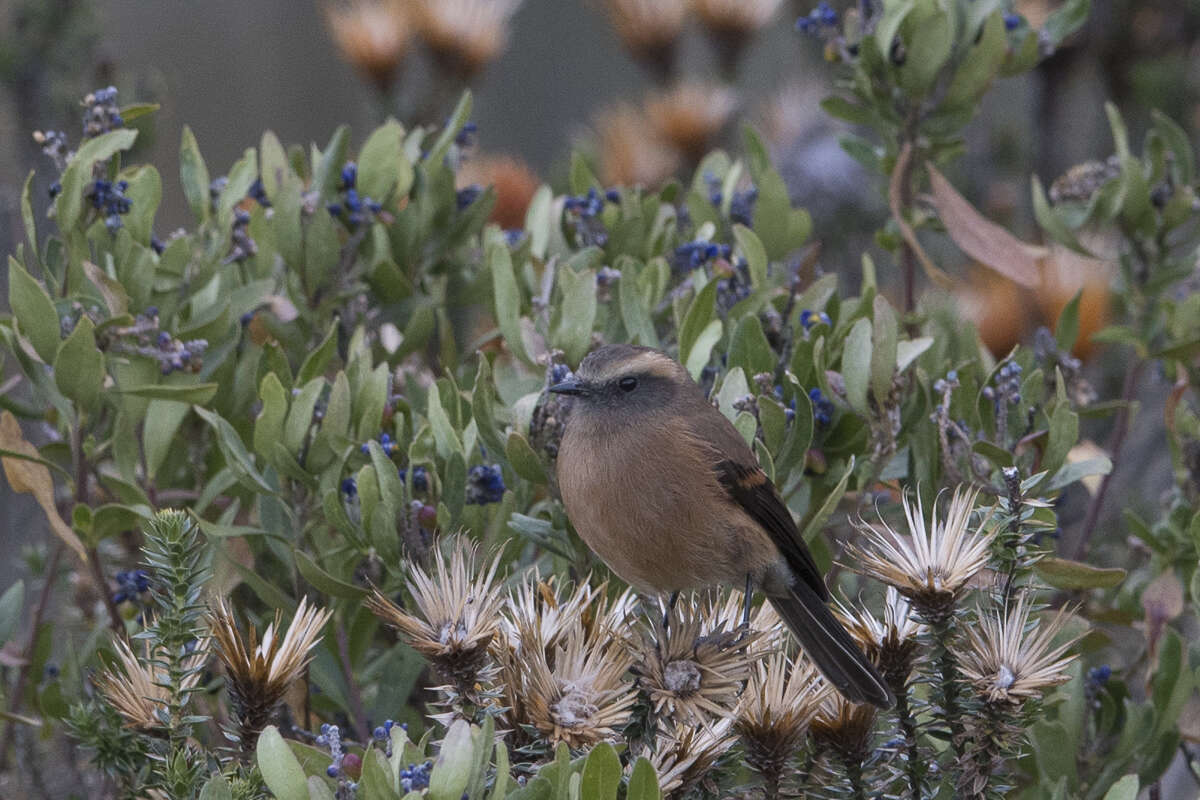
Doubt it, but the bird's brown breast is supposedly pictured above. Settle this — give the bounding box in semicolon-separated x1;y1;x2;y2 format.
557;409;782;594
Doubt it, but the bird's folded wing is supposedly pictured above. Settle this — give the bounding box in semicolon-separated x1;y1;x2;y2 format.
713;459;831;602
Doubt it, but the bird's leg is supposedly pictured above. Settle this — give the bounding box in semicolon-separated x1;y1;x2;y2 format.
662;591;680;630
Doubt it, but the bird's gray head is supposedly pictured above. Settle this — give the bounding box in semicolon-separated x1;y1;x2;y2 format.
547;344;692;415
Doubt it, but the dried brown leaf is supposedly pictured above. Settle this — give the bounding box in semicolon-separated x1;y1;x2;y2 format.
0;411;87;561
928;163;1043;288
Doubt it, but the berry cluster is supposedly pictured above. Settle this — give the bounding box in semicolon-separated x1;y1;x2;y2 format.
225;208;257;263
809;387;834;427
246;177;271;208
673;239;732;272
983;361;1023;408
713;258;752;314
466;464;505;505
795;2;838;35
361;431;400;457
564;187;612;247
82;86;123;139
327;162;382;227
86;179;133;234
371;719;406;757
112;569;150;605
703;172;758;227
32;130;71;172
400;760;434;793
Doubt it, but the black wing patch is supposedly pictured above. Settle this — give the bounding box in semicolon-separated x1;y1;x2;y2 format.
713;459;830;602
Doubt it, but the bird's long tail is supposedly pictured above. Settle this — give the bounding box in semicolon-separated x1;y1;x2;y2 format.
767;580;895;708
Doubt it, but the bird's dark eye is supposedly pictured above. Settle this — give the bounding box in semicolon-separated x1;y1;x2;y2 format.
618;376;638;392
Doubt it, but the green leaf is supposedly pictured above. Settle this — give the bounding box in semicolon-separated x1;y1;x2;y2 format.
198;773;234;800
733;224;768;288
896;337;932;372
553;267;597;365
56;128;138;230
616;257;658;347
304;208;341;292
488;240;532;365
358;119;411;203
579;743;621;800
1056;293;1083;354
1047;455;1111;491
1032;175;1090;254
626;758;660;800
1042;0;1090;47
116;382;219;404
194;406;275;494
842;317;872;414
1100;776;1138;800
255;373;289;461
679;280;719;375
426;381;464;460
727;315;774;377
801;456;855;543
295;550;366;600
54;317;104;413
257;726;309;800
686;319;723;382
260;130;292;202
1151;109;1194;185
876;0;917;59
870;295;898;406
314;125;351;201
0;581;24;646
361;748;403;800
21;171;36;262
506;431;547;484
284;378;322;456
180;125;211;224
298;322;339;384
8;256;60;362
1041;405;1079;481
428;720;473;800
309;778;336;800
1035;557;1125;590
425;91;472;169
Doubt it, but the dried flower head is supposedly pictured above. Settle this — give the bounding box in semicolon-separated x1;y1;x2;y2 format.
366;539;506;694
645;83;738;161
735;653;830;787
836;587;925;689
631;591;772;725
847;487;995;622
694;0;784;36
95;637;207;730
521;624;638;749
324;0;412;92
647;717;738;798
594;104;681;189
810;688;878;763
603;0;688;78
960;594;1079;705
411;0;523;80
210;596;331;749
457;154;540;229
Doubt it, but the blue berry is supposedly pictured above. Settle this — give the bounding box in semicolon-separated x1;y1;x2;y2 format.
466;464;505;505
456;185;481;211
326;764;340;778
1003;12;1022;30
341;162;357;189
341;477;357;497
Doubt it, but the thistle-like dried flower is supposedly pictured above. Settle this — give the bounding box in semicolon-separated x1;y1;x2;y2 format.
847;487;995;623
411;0;523;80
810;690;878;764
694;0;784;37
210;596;332;750
960;593;1079;705
324;0;412;93
630;591;770;725
603;0;688;80
521;624;638;749
95;638;207;730
594;104;681;189
647;717;738;798
735;653;830;791
836;587;925;690
366;539;506;695
645;83;738;162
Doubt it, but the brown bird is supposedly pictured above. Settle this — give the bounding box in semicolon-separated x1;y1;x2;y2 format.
550;344;893;708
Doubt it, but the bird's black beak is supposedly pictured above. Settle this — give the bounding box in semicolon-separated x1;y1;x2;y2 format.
548;378;585;396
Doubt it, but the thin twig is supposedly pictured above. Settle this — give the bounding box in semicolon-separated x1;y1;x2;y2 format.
74;424;123;635
1070;359;1145;561
0;542;65;770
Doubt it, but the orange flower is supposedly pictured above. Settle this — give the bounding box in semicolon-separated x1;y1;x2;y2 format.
458;155;540;230
324;0;411;93
1038;243;1112;360
411;0;523;80
645;83;738;161
594;104;680;189
955;268;1032;358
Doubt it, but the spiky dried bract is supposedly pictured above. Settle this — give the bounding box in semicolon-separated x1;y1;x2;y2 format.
95;638;207;730
603;0;687;72
810;690;878;763
367;540;506;694
410;0;522;79
735;653;829;786
520;623;638;749
837;587;925;689
647;717;737;798
645;83;738;161
959;594;1079;704
209;596;331;750
694;0;784;35
324;0;411;92
848;487;995;622
631;591;772;725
